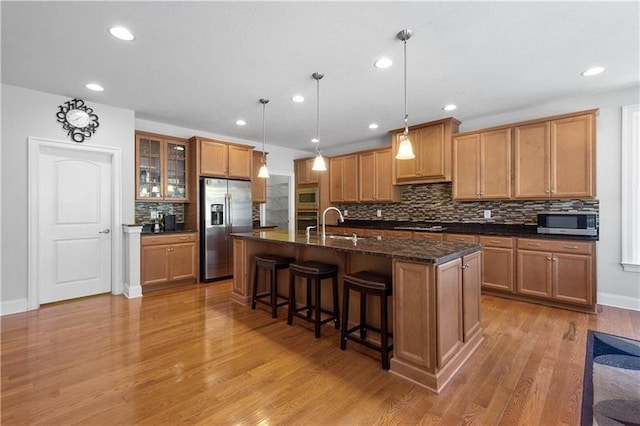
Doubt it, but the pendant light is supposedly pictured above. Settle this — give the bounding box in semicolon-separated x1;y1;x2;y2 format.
257;98;270;178
396;29;415;160
311;72;327;171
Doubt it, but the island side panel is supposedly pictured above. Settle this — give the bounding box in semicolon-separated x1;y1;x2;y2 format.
390;255;484;394
390;260;439;391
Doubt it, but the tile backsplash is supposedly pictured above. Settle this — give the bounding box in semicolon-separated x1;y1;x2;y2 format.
135;202;185;224
334;183;598;225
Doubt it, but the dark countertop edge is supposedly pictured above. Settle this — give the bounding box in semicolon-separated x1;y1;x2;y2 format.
232;231;481;265
141;230;197;235
326;221;598;241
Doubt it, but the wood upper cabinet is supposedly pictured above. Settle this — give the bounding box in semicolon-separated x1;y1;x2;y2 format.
329;154;358;203
514;111;595;198
392;117;461;185
516;238;594;307
141;233;197;288
358;148;401;203
228;145;253;179
136;132;190;202
453;128;511;200
252;150;267;203
295;158;319;185
197;137;253;180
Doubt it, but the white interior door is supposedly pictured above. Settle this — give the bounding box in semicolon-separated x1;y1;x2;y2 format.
38;145;112;304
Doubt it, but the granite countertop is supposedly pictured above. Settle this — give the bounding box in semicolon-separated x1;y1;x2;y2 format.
141;229;197;235
232;230;481;265
327;220;598;241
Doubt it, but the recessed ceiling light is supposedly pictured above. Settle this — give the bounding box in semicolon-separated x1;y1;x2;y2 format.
109;26;135;41
581;66;605;76
374;57;393;69
311;138;319;143
368;123;379;129
292;95;305;103
442;104;457;111
235;119;246;126
86;83;104;92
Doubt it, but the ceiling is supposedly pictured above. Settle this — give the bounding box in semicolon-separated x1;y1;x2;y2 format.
2;1;639;154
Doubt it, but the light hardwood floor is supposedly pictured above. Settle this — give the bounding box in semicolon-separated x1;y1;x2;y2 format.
2;281;639;425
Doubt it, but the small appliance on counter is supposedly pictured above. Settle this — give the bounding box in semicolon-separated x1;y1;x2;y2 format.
537;211;598;236
163;214;176;231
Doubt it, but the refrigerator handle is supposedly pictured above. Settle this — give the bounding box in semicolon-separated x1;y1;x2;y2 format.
228;193;233;227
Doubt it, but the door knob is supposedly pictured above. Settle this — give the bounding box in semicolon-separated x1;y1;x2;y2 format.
99;229;111;234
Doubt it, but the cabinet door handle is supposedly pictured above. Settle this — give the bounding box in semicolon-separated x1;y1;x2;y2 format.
563;245;578;250
527;243;541;247
546;257;552;261
179;237;188;240
552;257;557;261
489;240;500;244
460;263;470;269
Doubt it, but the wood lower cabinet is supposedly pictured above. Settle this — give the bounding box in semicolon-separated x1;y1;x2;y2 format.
445;233;479;244
516;238;594;309
413;232;444;241
479;236;514;293
329;154;358;203
141;233;197;289
196;137;253;179
514;111;595;199
452;128;511;200
251;150;267;203
392;118;461;185
358;148;401;202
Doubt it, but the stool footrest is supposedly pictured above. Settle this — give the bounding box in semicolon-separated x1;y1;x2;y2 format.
345;334;393;353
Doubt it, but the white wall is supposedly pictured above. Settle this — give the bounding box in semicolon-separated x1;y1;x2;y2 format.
459;85;640;310
1;84;136;311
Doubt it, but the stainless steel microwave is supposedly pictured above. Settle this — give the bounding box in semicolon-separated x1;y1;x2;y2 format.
296;186;319;210
537;211;598;236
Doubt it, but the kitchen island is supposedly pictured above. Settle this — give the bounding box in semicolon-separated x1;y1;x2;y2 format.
232;230;483;393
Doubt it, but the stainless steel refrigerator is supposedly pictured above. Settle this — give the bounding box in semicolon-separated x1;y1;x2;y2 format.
200;178;252;281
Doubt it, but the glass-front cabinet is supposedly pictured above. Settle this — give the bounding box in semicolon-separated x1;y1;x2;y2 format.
136;132;189;202
165;141;187;200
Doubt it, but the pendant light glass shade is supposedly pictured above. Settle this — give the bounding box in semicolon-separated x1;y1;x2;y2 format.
396;133;415;160
258;164;270;178
312;152;327;171
311;72;327;172
258;98;269;178
395;29;415;160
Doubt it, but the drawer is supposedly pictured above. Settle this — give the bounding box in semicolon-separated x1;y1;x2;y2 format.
516;238;593;255
142;233;197;246
412;232;444;241
362;228;385;237
479;235;514;249
385;230;413;238
445;233;479;244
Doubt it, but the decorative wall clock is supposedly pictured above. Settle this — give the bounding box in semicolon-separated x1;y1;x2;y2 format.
56;98;100;143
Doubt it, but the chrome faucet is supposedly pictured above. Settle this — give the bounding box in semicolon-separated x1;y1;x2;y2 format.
321;206;345;240
305;225;316;240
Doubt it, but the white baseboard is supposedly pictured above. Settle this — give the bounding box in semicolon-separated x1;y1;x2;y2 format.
1;298;28;316
598;292;640;311
123;283;143;299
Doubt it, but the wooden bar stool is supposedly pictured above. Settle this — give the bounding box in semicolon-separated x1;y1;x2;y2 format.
340;271;393;370
287;261;340;338
251;254;295;318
